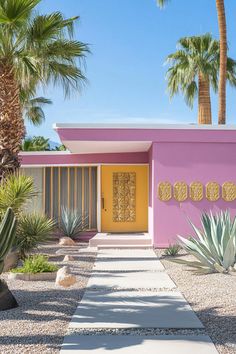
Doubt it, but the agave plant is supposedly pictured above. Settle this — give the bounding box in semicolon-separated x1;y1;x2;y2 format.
60;207;87;239
174;211;236;274
0;208;18;311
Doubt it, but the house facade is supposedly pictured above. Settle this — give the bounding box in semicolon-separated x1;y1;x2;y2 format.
20;124;236;248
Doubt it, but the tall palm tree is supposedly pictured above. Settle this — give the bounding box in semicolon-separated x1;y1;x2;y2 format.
216;0;227;124
157;0;228;124
166;34;236;124
0;0;89;178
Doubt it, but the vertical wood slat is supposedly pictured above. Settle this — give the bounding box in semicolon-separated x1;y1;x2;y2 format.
50;167;53;218
67;167;70;208
74;167;77;210
89;167;92;229
43;167;46;214
82;167;84;227
58;167;61;219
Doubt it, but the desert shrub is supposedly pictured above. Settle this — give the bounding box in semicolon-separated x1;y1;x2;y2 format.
174;210;236;274
16;213;55;260
11;255;58;274
59;207;87;239
0;174;37;218
164;244;181;256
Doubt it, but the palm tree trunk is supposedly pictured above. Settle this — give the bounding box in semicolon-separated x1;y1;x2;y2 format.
198;73;212;124
0;62;25;179
216;0;227;124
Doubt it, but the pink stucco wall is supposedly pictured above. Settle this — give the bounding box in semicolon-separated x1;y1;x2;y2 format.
150;141;236;248
20;151;149;165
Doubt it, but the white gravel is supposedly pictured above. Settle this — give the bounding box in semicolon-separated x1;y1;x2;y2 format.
155;249;236;354
0;242;96;354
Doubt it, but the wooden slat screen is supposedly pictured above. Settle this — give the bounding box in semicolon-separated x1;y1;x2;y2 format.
44;166;97;230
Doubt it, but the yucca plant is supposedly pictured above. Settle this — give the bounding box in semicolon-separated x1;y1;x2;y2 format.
174;210;236;274
16;214;55;260
60;207;87;239
0;174;37;218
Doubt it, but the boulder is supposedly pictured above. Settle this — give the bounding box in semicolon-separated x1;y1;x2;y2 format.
59;237;76;246
3;250;19;272
55;266;76;288
0;280;18;311
63;255;75;262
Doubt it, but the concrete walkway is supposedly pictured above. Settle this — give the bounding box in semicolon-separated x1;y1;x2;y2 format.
61;249;218;353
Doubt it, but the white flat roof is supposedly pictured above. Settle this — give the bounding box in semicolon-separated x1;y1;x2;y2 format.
53;123;236;130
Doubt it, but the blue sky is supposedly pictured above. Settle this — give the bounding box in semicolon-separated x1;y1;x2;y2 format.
27;0;236;142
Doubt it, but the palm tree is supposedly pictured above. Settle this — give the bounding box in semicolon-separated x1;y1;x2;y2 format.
157;0;228;125
0;0;89;178
21;136;50;151
166;34;236;124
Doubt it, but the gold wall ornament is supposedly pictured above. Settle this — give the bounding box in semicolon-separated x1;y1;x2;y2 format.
174;182;188;202
190;182;203;201
206;182;220;201
222;182;236;202
113;172;136;222
158;182;172;201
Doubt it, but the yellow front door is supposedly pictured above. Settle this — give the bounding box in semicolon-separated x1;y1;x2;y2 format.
101;165;148;232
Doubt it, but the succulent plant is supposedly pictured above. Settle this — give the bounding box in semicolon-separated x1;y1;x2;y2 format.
173;210;236;274
164;243;182;257
59;207;87;239
0;208;17;274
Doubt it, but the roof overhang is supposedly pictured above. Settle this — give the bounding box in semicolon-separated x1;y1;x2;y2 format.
53;123;236;154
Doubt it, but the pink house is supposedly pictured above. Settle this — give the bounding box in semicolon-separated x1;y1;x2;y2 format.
20;123;236;248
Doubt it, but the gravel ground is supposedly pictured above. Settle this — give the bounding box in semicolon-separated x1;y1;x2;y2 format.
0;242;96;354
155;249;236;354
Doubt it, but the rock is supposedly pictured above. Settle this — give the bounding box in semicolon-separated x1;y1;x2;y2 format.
0;280;18;311
59;237;76;246
55;266;76;288
63;255;74;262
3;250;19;272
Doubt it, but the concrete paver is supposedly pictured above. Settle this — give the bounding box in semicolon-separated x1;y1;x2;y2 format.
69;290;204;329
87;270;176;290
94;258;165;271
97;249;157;258
61;335;218;354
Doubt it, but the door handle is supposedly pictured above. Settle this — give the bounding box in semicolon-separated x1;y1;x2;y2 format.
101;197;105;209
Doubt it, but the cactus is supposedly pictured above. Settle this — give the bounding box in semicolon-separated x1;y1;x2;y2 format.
0;208;17;275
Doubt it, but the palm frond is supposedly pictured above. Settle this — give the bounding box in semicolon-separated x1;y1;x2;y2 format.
0;0;40;26
46;62;86;97
28;12;79;42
